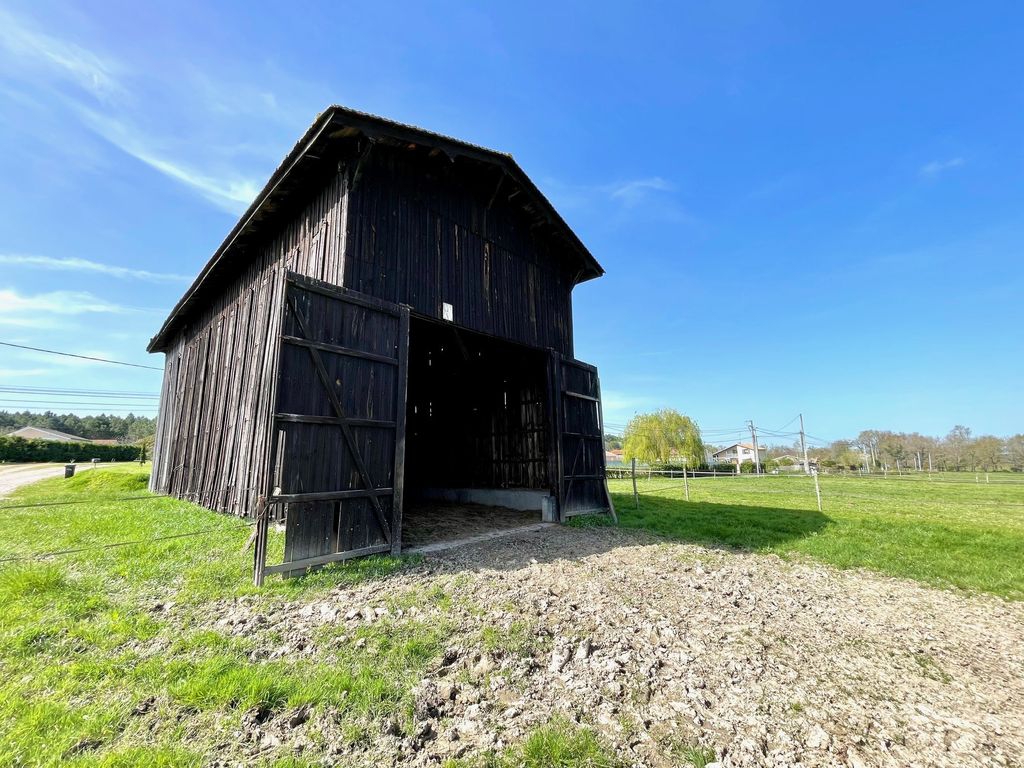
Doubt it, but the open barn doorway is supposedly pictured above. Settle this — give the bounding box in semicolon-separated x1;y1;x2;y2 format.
401;316;556;551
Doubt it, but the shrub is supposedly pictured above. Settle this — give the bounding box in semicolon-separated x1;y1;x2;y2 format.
0;436;142;463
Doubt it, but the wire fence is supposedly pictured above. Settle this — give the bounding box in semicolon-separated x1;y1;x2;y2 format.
607;465;1024;485
0;521;256;564
607;462;1024;513
0;490;261;565
2;457;1019;569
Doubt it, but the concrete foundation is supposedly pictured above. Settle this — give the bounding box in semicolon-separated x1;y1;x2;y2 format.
419;487;558;521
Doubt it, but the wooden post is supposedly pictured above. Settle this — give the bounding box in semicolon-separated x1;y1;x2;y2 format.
390;306;411;556
631;457;639;509
683;458;689;502
252;496;269;587
813;471;822;512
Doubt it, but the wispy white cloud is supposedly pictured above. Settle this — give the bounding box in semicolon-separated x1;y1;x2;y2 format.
0;288;157;329
599;389;658;415
0;9;123;100
0;288;142;315
0;254;189;283
76;108;261;213
919;157;965;179
0;367;54;379
0;9;272;215
543;175;693;225
605;177;675;207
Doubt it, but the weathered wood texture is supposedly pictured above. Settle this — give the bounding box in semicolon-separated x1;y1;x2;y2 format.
152;134;608;537
555;357;610;518
149;174;350;515
272;274;408;571
344;148;577;357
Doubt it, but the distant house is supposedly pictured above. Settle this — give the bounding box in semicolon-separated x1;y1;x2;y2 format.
774;454;804;472
6;426;91;443
605;449;624;466
711;443;766;466
773;454;818;472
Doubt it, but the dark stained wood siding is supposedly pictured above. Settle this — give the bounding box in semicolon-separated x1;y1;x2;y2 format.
554;356;611;518
150;174;350;516
269;274;409;572
343;149;577;356
152;142;599;524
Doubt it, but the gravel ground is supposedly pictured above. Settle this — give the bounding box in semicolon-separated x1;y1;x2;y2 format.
206;525;1024;767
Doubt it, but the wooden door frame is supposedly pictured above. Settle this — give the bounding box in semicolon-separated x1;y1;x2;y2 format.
549;352;617;524
254;272;410;583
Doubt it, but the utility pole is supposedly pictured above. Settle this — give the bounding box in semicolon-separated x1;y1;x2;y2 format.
747;420;761;475
799;413;810;475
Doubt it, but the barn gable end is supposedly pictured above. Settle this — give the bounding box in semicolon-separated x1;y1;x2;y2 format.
149;106;613;575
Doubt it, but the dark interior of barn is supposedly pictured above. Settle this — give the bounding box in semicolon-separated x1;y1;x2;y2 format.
400;316;555;549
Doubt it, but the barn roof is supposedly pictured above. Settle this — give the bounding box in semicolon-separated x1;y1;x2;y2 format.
148;105;604;353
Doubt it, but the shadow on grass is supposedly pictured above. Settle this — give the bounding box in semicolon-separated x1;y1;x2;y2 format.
606;490;831;552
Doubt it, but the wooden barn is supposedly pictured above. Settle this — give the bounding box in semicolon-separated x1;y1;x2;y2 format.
148;106;614;578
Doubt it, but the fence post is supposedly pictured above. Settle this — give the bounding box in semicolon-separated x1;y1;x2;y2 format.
631;458;639;509
252;496;269;587
813;470;822;512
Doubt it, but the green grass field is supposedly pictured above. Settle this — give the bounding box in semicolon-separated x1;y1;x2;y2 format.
0;465;622;767
604;472;1024;600
0;465;1020;765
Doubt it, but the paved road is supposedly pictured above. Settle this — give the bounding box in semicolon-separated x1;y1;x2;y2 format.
0;463;98;498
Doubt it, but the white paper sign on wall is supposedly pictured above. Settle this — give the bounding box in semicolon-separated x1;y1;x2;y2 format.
442;302;454;322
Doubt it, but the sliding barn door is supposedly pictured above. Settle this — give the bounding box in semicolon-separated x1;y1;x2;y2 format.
266;273;410;576
552;354;616;521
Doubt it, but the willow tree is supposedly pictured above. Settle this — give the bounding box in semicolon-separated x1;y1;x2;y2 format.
622;409;705;466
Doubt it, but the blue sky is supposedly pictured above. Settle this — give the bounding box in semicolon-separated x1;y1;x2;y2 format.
1;1;1021;445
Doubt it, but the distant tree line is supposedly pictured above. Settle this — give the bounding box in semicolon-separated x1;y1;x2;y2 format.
607;414;1023;474
0;411;156;443
792;426;1023;472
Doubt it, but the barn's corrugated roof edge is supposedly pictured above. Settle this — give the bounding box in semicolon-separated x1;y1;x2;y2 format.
147;105;603;354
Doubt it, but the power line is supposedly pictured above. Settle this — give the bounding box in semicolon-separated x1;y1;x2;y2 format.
0;409;157;415
0;386;158;398
773;414;800;432
0;399;158;408
0;341;163;371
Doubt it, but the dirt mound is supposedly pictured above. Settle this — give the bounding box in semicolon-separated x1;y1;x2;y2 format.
206;526;1024;767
